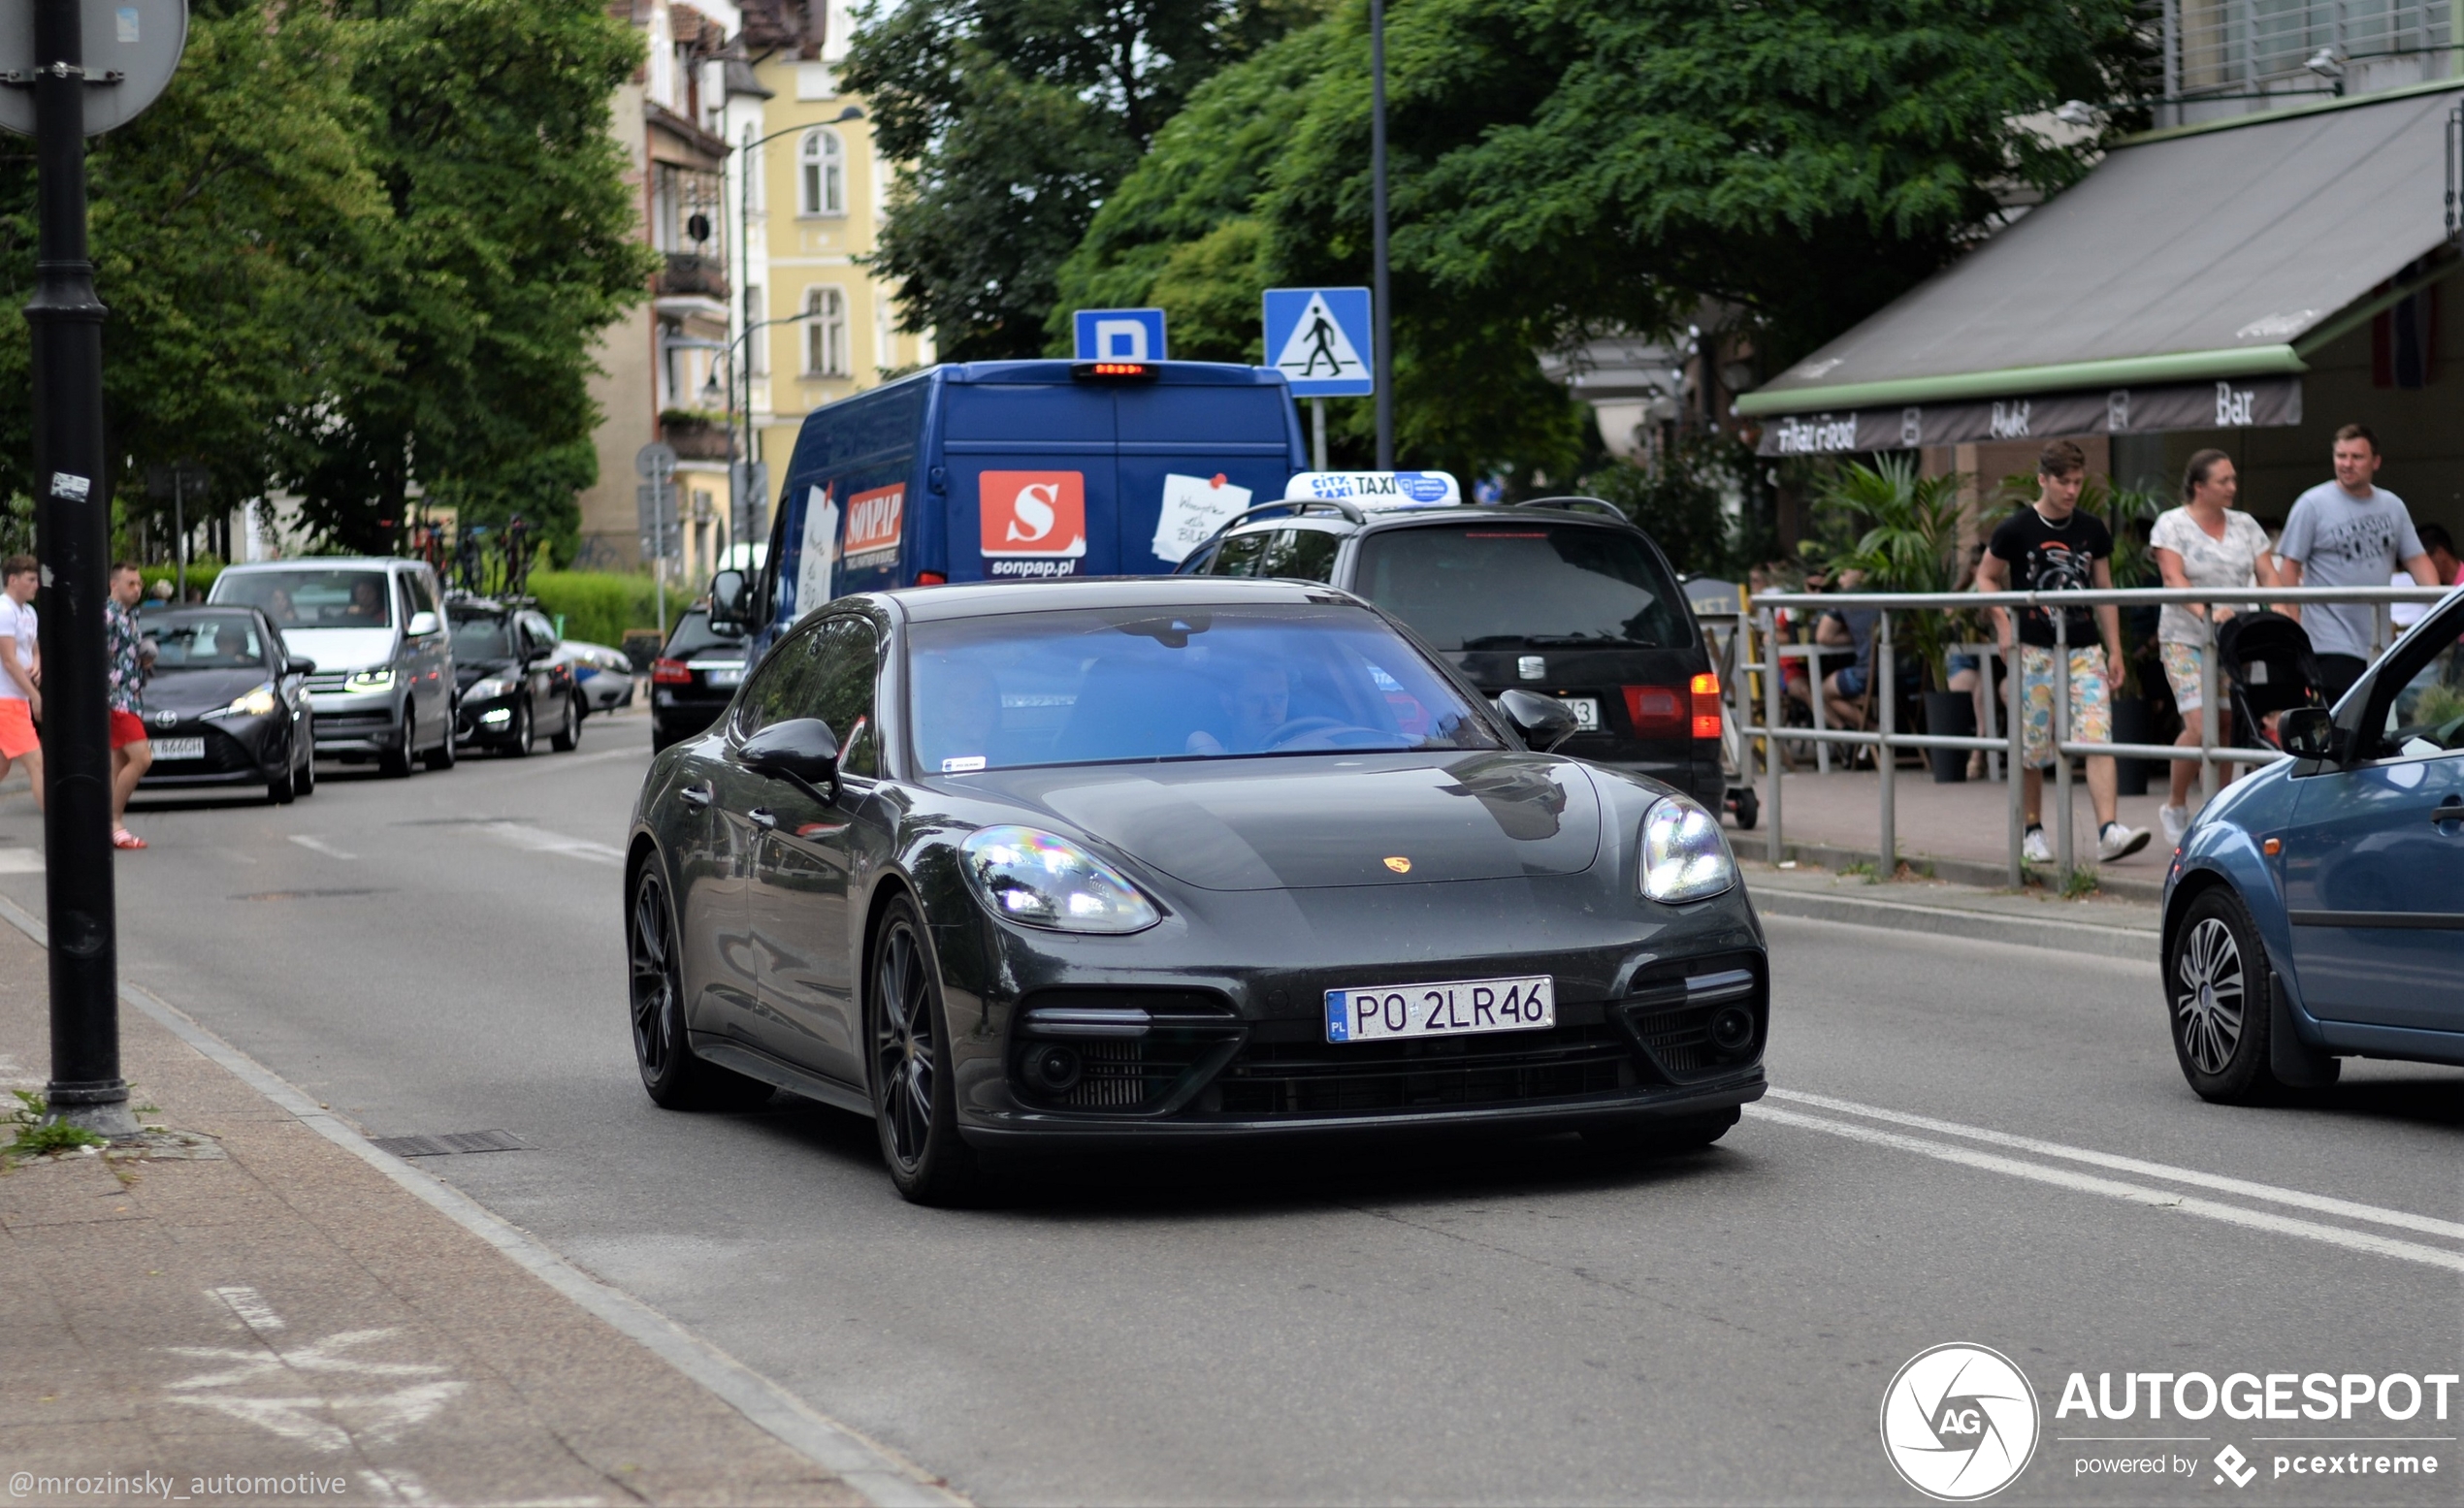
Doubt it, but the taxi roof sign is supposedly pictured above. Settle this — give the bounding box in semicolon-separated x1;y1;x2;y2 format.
1284;470;1460;508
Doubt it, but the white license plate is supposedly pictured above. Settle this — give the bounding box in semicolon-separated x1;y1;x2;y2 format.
1558;696;1600;730
152;736;205;760
1325;974;1556;1043
699;666;743;687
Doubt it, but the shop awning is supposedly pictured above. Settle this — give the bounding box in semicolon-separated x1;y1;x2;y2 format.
1737;83;2464;456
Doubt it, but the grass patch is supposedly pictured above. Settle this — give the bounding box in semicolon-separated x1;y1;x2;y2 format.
2060;867;2101;899
6;1090;107;1159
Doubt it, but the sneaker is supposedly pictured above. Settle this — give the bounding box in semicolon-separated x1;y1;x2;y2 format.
2098;821;2152;862
2158;804;2188;850
2023;826;2054;864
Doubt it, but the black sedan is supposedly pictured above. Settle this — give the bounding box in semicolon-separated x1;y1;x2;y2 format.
649;607;750;751
137;606;317;803
451;598;582;756
625;578;1767;1204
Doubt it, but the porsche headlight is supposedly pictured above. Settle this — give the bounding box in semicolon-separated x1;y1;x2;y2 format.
467;676;511;700
960;825;1160;934
218;683;279;719
1639;796;1735;904
347;667;394;690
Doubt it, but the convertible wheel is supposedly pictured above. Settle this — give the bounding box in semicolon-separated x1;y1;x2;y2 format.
869;895;982;1204
1583;1107;1739;1156
550;693;581;753
2168;886;2284;1104
628;864;770;1110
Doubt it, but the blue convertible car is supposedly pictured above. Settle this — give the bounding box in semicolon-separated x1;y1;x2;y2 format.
2163;586;2464;1100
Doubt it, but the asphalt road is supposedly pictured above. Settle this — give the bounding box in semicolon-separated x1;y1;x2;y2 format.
4;707;2457;1505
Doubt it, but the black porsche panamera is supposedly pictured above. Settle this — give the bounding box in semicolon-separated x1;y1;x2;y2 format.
625;577;1767;1203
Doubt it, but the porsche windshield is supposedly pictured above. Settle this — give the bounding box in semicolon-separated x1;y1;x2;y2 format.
908;605;1501;772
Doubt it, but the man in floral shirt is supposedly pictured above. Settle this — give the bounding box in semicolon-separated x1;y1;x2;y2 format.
106;561;153;850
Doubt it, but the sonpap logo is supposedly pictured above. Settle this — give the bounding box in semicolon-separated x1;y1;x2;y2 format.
1881;1344;2041;1501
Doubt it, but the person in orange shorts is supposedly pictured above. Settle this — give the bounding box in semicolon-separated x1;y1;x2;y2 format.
106;561;153;849
0;554;41;811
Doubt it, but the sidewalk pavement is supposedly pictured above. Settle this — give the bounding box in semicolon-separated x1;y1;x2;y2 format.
1740;857;2160;963
0;904;955;1508
1733;765;2211;902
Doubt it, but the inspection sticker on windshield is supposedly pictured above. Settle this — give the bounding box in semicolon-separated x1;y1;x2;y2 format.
1326;974;1554;1043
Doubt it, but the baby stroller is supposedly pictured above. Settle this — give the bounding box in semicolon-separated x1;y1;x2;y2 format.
2216;610;2324;752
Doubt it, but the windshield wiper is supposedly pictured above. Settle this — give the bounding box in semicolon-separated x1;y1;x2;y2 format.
1461;633;1655;650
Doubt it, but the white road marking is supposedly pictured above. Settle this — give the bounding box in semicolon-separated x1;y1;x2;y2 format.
0;847;42;872
287;834;356;860
213;1284;286;1332
477;821;624;866
1752;1105;2464;1274
1768;1087;2464;1242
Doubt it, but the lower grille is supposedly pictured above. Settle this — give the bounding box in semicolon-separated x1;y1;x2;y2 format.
1618;951;1765;1082
305;673;351;693
1010;989;1241;1113
1629;1002;1729;1078
1211;1024;1635;1116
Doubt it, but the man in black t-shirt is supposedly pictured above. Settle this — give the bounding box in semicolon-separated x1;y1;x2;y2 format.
1972;439;2152;866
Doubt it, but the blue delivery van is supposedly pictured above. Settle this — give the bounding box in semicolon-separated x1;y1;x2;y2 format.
742;359;1307;642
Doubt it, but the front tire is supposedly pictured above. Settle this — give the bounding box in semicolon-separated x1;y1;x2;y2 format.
628;863;771;1110
296;723;317;796
503;700;535;758
378;701;416;778
869;896;981;1205
423;713;457;770
2168;886;2286;1104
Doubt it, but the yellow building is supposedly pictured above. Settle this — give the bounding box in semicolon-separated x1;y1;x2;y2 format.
728;9;932;555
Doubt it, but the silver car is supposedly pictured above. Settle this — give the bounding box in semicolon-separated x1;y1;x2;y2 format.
210;559;458;776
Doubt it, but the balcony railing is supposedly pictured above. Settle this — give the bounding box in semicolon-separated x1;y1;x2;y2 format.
656;252;729;302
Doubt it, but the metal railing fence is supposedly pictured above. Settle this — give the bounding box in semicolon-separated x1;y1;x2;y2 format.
1705;584;2455;889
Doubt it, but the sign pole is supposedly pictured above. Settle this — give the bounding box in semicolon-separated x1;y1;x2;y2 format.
1370;0;1393;468
1312;400;1327;472
28;0;135;1138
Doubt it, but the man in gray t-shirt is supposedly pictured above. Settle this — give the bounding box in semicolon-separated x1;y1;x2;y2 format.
2276;425;2437;701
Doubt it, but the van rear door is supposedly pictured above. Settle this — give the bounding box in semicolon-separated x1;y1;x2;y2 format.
1115;380;1309;573
945;381;1118;581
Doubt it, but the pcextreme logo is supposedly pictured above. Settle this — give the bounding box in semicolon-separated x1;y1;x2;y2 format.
979;470;1086;561
1881;1344;2042;1501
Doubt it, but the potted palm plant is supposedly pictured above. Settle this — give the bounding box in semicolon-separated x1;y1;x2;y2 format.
1813;457;1974;782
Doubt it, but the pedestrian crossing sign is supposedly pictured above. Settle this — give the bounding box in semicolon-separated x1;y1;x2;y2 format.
1264;287;1374;397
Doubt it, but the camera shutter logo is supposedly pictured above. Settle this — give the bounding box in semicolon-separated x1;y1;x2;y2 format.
1879;1344;2040;1500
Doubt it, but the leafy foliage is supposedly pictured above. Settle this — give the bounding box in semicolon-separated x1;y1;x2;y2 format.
7;1090;108;1157
1055;0;2143;477
1811;456;1969;690
1582;435;1751;579
846;0;1320;362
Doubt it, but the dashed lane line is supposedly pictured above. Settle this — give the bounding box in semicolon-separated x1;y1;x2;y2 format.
287;835;357;860
1767;1087;2464;1243
1750;1105;2464;1274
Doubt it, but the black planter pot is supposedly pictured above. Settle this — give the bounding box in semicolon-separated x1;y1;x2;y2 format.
2112;694;2154;796
1923;690;1974;783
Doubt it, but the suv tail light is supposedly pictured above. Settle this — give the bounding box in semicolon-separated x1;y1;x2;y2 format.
651;658;693;686
1690;672;1722;739
1623;685;1685;737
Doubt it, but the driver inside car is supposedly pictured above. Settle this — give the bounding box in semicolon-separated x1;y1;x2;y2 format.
1185;664;1290;755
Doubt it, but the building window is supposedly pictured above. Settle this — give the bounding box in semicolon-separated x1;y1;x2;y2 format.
805;286;848;377
651;162;724;256
876;292;896;371
799;129;845;216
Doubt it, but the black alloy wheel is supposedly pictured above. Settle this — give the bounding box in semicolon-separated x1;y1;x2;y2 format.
627;863;770;1110
549;692;581;753
869;895;981;1204
2167;885;2286;1104
379;701;416;778
504;700;535;758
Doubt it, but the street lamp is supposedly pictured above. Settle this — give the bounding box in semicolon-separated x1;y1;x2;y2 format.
731;103;867;549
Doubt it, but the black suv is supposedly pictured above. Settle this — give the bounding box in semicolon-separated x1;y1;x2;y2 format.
1181;497;1722;809
449;597;582;756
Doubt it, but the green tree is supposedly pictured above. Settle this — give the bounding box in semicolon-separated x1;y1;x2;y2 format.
0;0;389;525
845;0;1320;362
1060;0;2143;477
294;0;656;555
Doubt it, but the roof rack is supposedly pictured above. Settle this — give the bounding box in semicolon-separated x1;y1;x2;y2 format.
1509;496;1636;526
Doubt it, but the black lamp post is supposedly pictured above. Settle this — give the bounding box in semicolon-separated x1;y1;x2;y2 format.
1371;0;1392;469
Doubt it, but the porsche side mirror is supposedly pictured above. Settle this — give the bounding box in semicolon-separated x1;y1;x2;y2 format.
405;610;440;638
1497;689;1579;752
740;717;841;801
2280;706;2342;762
708;569;751;631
